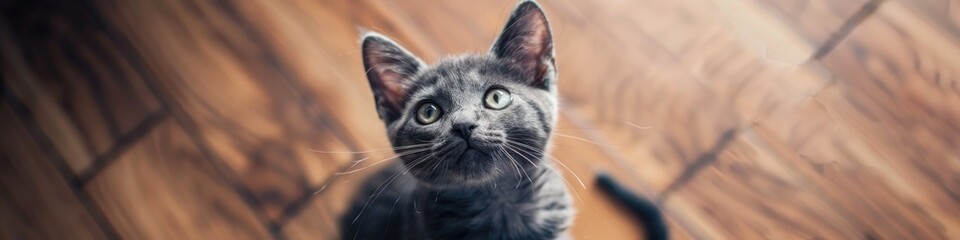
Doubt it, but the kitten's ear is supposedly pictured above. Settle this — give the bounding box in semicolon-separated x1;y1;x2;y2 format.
490;0;555;89
361;32;425;122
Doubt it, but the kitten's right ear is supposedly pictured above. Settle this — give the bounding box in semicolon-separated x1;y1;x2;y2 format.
490;0;554;89
361;32;425;123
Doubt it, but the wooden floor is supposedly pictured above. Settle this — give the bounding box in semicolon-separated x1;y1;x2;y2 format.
2;0;959;239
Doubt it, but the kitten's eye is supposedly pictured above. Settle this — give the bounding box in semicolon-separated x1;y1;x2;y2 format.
484;88;512;110
416;103;442;124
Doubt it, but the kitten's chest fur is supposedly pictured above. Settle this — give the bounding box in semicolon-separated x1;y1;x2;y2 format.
420;164;573;239
342;162;574;240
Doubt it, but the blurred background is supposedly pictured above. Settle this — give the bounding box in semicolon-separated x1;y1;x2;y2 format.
1;0;958;239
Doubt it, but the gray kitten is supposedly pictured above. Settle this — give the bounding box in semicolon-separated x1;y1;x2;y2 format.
341;1;574;239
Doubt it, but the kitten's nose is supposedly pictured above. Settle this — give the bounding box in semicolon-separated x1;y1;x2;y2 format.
451;123;478;139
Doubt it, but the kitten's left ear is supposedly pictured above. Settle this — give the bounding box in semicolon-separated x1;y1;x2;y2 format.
361;32;426;123
490;0;555;89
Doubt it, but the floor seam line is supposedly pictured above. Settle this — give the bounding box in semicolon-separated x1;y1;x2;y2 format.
811;0;887;60
2;83;124;240
76;110;170;184
73;1;279;236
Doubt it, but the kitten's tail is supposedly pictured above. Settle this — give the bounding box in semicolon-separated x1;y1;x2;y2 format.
595;172;669;240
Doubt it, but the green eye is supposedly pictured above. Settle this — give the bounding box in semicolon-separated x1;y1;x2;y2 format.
484;88;512;110
416;103;442;124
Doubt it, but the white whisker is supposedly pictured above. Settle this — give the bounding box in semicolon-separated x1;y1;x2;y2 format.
553;133;620;149
623;121;654;130
497;147;528;188
505;142;540;168
549;155;586;189
310;143;432;154
335;148;431;176
506;140;586;190
352;155;433;224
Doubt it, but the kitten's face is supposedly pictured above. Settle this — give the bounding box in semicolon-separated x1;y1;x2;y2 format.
391;57;555;186
361;1;556;188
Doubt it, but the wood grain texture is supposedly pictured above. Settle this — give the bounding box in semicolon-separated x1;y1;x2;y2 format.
551;115;700;240
92;0;357;219
85;120;272;239
814;2;960;237
666;132;865;239
0;103;108;240
663;1;960;238
744;0;872;45
1;2;162;174
895;0;960;42
668;93;959;239
3;0;959;238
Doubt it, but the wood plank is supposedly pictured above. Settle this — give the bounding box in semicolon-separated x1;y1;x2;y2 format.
538;0;815;192
818;0;960;133
666;3;960;236
552;114;700;240
92;0;357;219
743;0;873;47
1;2;163;174
85;119;272;239
0;103;108;240
895;0;960;43
664;125;950;239
664;68;956;239
814;2;960;237
281;198;339;240
595;0;835;121
222;0;397;170
534;0;722;192
665;131;862;239
670;94;958;239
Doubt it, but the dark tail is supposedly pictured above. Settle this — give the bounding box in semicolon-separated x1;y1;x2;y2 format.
595;172;669;240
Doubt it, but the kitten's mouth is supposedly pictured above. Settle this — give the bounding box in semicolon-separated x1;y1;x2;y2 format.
456;147;486;164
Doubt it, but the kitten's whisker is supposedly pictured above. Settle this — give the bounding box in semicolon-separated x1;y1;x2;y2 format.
506;141;586;190
504;139;542;152
384;194;403;238
335;147;431;176
314;176;341;196
553;133;620;149
315;147;429;196
500;146;533;186
623;121;654;130
420;144;451;177
504;151;525;186
504;142;540;168
352;169;404;224
338;156;370;175
404;143;446;177
548;154;586;189
509;141;558;165
310;143;432;154
552;165;586;207
352;155;432;224
497;147;526;188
